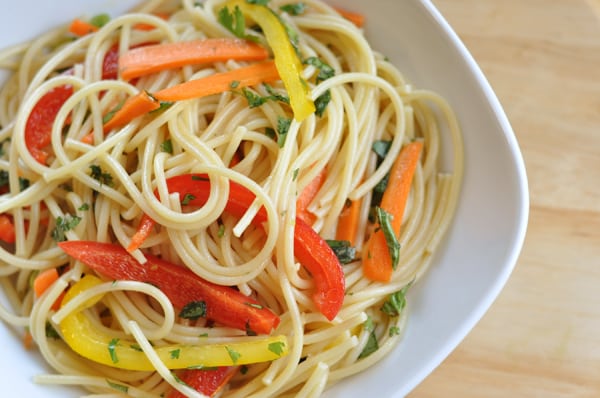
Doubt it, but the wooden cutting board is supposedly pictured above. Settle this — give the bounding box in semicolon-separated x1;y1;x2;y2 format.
410;0;600;397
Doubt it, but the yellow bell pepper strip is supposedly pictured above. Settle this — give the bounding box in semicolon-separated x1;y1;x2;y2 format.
59;275;289;371
230;1;315;121
58;241;280;335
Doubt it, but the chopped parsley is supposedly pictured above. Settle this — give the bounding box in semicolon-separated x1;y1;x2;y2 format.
376;207;401;270
247;0;270;4
276;116;292;147
242;88;268;108
263;84;290;104
106;380;129;393
181;193;196;206
314;90;331;117
179;301;207;320
218;5;259;42
280;3;306;15
108;338;120;364
51;214;81;242
304;56;335;83
268;341;286;356
170;348;181;359
226;346;241;364
358;330;379;359
380;284;410;317
89;164;114;187
78;203;90;211
326;240;356;264
389;326;401;336
90;13;110;28
160;139;173;154
45;322;60;339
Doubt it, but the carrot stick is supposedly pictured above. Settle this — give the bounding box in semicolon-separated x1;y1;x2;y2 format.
0;214;15;243
119;38;269;81
69;18;99;36
333;6;365;27
103;90;160;133
154;61;280;102
33;268;59;298
127;214;155;252
23;330;34;350
335;198;362;246
296;168;326;225
133;12;170;31
362;141;423;282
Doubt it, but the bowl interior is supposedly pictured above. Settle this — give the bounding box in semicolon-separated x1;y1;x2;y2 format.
0;1;528;397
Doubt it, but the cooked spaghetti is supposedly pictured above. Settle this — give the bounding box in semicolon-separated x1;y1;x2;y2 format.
0;0;463;397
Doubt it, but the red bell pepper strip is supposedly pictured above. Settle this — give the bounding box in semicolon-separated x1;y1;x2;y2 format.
168;367;238;398
24;47;123;164
57;240;280;335
127;173;345;320
102;44;120;80
0;214;16;243
25;85;73;164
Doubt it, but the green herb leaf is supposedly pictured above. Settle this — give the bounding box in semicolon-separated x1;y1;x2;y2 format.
102;100;124;124
358;330;379;359
130;343;143;352
226;346;241;364
218;5;259;42
265;127;276;140
160;139;173;154
51;215;82;242
108;338;120;364
247;0;270;5
242;88;268;108
181;193;196;206
314;90;331;117
376;207;401;270
78;203;90;211
107;380;129;393
230;80;241;89
372;140;392;159
89;164;114;187
280;3;306;15
45;322;60;339
380;284;410;317
389;326;401;336
304;56;335;83
170;348;181;359
276;116;292;147
268;341;286;356
19;177;30;192
263;84;290;104
325;239;356;264
179;301;207;320
90;13;110;28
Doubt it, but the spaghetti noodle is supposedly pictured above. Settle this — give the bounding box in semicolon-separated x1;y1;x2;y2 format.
0;0;463;396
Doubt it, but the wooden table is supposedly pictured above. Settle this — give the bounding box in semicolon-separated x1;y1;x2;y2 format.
409;1;600;396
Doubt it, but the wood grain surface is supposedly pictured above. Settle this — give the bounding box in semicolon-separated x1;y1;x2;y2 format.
409;1;600;397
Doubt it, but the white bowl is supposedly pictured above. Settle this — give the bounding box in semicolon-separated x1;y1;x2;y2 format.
0;0;528;396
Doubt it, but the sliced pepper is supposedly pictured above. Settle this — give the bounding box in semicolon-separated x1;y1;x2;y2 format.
58;275;288;371
168;367;238;398
128;173;345;320
25;85;73;164
231;1;315;121
58;241;280;335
